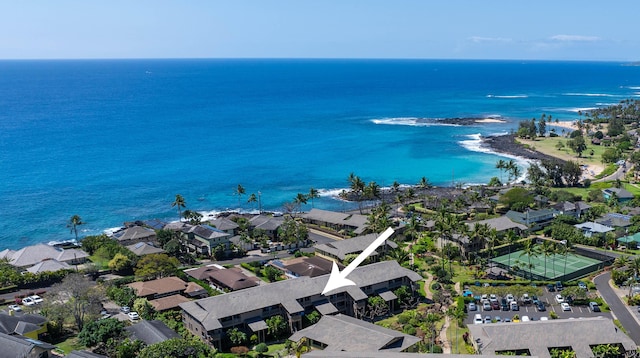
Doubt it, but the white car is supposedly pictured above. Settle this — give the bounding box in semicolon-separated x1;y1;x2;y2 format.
521;315;530;322
30;295;43;304
506;294;515;303
540;316;549;321
555;294;565;304
561;302;571;311
474;314;483;325
8;304;22;312
22;297;35;306
127;312;140;321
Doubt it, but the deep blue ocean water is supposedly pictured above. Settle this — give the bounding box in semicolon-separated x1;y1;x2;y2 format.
1;59;639;249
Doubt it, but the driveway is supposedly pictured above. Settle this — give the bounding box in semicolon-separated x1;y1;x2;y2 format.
594;271;640;344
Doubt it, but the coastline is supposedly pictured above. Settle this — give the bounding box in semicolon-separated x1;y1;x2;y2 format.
482;133;567;164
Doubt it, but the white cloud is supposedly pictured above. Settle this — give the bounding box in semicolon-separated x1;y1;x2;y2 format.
468;36;512;43
550;35;600;42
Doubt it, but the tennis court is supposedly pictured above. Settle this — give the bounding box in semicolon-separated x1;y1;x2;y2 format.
491;248;605;281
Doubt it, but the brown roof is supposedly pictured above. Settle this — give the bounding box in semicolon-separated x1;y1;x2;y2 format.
185;265;259;291
184;282;208;297
149;295;191;311
284;256;341;278
127;277;188;297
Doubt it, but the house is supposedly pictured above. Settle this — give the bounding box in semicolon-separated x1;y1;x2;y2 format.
182;225;232;256
148;295;192;312
126;242;165;256
229;235;254;252
128;276;192;300
208;217;239;236
281;256;339;278
596;213;633;228
466;216;527;235
113;225;158;246
506;208;558;231
26;259;72;274
184;264;260;292
302;209;368;235
0;311;48;339
125;320;180;345
617;232;640;249
602;188;634;203
179;260;421;349
1;244;88;270
0;332;55;358
468;317;636;358
553;201;591;219
288;314;420;353
315;233;398;263
249;215;285;239
574;222;614;238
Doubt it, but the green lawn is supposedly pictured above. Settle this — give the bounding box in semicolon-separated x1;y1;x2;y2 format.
517;136;608;167
55;336;86;355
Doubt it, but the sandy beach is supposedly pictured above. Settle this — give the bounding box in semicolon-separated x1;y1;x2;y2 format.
548;120;580;132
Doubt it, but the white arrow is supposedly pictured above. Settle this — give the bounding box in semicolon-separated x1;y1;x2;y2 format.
321;227;395;295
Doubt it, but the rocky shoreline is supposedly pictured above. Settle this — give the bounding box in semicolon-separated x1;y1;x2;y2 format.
482;133;566;164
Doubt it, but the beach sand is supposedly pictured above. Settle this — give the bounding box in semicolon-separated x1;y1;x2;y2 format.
548;120;579;132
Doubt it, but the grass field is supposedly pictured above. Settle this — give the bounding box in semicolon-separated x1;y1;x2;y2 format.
491;249;603;280
517;136;608;167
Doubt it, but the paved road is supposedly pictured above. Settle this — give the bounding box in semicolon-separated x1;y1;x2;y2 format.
594;271;640;344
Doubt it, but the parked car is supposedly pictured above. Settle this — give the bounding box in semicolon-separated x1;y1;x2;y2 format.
556;281;563;291
589;302;601;312
494;316;502;323
491;301;500;310
501;298;509;311
540;316;549;321
287;248;299;254
484;315;492;324
489;294;497;300
127;312;140;321
522;293;532;304
8;304;22;312
555;294;565;304
532;295;540;305
546;284;555;292
22;297;35;306
474;314;483;325
537;302;546;311
469;302;477;311
578;281;587;290
561;302;571;311
521;315;530;322
30;295;43;304
510;301;519;311
120;306;131;313
506;294;515;303
565;296;574;305
483;301;492;311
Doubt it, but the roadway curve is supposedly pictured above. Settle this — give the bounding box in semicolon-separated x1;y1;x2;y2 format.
594;271;640;344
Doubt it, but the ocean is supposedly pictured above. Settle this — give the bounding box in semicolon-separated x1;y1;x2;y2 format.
0;59;638;249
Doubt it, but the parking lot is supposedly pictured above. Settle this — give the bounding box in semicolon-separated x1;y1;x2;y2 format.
465;284;611;324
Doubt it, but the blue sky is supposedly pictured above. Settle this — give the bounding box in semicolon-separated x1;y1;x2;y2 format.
1;1;638;61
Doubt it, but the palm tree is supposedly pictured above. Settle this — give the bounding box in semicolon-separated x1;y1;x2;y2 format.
235;184;246;207
486;229;499;274
504;230;520;270
386;248;410;266
505;159;516;182
558;240;573;280
540;240;555;279
294;193;308;215
308;187;320;208
520;240;539;281
67;215;84;241
247;193;258;210
172;194;186;220
495;159;506;182
418;176;431;189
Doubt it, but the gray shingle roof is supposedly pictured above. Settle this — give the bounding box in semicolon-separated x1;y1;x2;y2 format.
180;260;421;331
302;209;368;233
315;233;398;260
187;225;231;240
126;242;165;256
466;216;527;232
249;215;284;231
56;248;89;262
115;226;156;242
125;320;180;345
8;244;61;267
574;222;614;234
26;259;72;274
468;317;636;358
208;217;239;232
289;314;420;352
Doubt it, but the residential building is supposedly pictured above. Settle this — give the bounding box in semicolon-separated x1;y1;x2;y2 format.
553;201;591;218
127;276;206;311
26;260;72;274
597;213;633;228
185;264;260;292
602;188;634;202
617;232;640;249
315;233;397;263
574;222;614;238
466;216;528;234
182;225;232;256
289;314;420;353
249;215;284;239
279;256;340;278
126;242;165;256
0;311;48;339
208;217;239;236
506;208;558;231
0;244;88;271
179;260;421;349
0;332;55;358
302;209;367;235
468;317;636;358
125;320;180;345
113;225;157;246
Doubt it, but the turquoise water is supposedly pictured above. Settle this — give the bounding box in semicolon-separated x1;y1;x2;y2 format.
1;59;639;248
